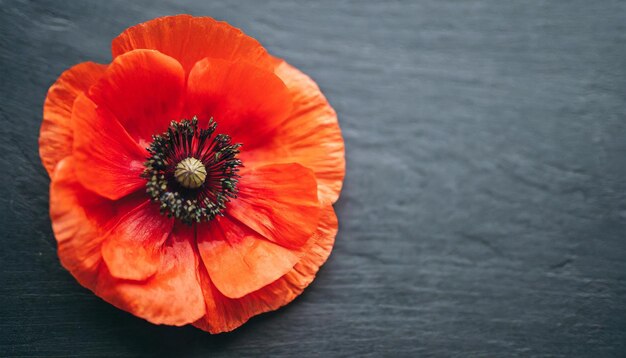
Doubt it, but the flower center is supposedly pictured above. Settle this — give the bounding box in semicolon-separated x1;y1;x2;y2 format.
175;157;207;189
142;117;242;224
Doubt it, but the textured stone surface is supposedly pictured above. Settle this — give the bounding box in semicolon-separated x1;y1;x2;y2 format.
1;0;626;356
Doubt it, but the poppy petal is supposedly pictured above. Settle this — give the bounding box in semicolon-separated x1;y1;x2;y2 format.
50;157;115;289
197;216;299;299
101;201;174;281
96;224;206;326
241;60;345;204
227;163;320;250
87;49;185;146
72;94;147;200
193;205;337;333
40;62;106;177
185;58;292;149
111;14;275;74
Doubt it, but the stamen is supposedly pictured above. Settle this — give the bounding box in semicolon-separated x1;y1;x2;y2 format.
142;117;242;224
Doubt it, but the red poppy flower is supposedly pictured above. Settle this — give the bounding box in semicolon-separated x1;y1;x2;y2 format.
39;15;344;333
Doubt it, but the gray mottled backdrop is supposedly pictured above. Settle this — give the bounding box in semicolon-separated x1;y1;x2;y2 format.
1;1;625;357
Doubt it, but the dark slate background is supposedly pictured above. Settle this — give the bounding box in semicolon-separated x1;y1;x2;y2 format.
1;0;625;357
